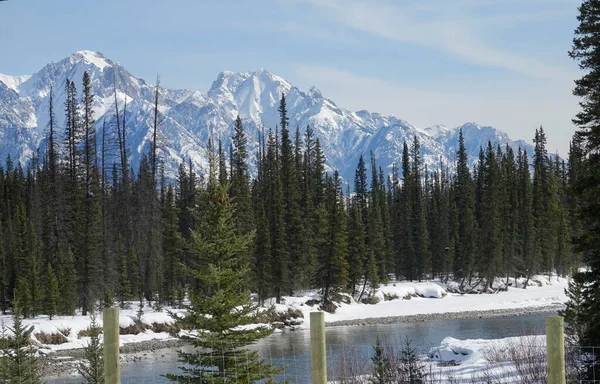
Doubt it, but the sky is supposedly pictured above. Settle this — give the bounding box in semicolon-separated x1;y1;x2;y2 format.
0;0;582;155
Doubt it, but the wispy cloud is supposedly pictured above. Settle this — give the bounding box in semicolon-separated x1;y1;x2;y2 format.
287;0;577;80
293;64;578;154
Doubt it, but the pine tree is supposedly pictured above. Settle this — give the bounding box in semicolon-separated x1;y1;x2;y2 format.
518;149;535;283
166;184;283;383
370;336;391;384
314;172;349;304
78;71;102;315
2;307;43;384
400;141;415;281
78;314;104;384
410;137;430;281
567;0;600;348
266;130;288;304
478;142;502;289
347;199;366;296
45;264;59;320
161;185;184;306
230;116;254;236
453;129;476;281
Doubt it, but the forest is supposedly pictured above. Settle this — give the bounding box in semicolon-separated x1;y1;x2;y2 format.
0;71;583;318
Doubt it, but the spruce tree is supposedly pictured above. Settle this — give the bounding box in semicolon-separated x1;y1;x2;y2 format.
78;314;104;384
45;264;59;320
567;0;600;348
2;307;43;384
161;185;184;306
314;172;349;304
410;137;430;281
266;130;288;304
230;116;254;236
78;71;102;315
347;199;367;296
370;336;391;384
478;142;502;289
400;141;415;281
166;184;282;383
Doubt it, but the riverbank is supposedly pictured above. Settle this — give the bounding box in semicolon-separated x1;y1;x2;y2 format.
326;304;563;326
42;303;562;379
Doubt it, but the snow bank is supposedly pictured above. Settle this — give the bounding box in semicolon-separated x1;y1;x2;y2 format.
378;282;447;299
426;335;547;383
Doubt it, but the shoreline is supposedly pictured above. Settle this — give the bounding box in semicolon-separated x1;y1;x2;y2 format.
325;304;564;326
43;304;563;379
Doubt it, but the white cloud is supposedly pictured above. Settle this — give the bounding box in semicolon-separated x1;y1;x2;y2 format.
294;64;579;155
292;0;577;80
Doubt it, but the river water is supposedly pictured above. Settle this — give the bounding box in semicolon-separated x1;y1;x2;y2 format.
47;313;553;383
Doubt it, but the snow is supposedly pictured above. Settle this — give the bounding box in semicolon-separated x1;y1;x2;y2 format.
272;275;567;328
0;304;186;352
0;275;567;356
425;335;548;383
73;50;110;71
0;73;31;92
0;50;536;182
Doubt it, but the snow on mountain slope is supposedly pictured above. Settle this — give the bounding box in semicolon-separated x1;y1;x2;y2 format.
0;51;536;181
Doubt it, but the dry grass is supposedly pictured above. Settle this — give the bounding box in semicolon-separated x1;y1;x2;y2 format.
383;293;400;301
330;345;370;384
483;334;547;384
35;332;68;345
260;307;304;328
120;321;149;335
78;327;103;338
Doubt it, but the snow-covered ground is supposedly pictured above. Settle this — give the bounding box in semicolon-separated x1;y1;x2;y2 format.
426;335;548;383
277;274;567;328
0;275;568;353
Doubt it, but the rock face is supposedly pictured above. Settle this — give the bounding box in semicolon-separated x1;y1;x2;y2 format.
0;50;534;181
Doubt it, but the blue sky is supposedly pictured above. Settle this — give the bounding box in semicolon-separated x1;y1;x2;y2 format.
0;0;581;154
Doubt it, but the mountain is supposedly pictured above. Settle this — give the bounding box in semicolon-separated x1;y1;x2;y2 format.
0;50;535;181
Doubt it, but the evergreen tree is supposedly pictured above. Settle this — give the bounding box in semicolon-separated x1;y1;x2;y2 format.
453;129;476;281
567;0;600;349
517;149;535;282
478;142;502;289
78;71;102;315
166;184;282;383
265;130;288;304
314;172;349;304
45;264;59;320
347;199;366;296
161;185;184;306
78;314;104;384
1;307;43;384
370;336;391;384
368;153;387;283
400;141;415;281
410;137;430;281
230;116;254;236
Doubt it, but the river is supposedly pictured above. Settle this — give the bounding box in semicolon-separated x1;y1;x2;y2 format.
47;312;553;383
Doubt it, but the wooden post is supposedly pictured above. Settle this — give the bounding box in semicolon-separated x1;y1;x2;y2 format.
103;307;121;384
310;312;327;384
546;316;566;384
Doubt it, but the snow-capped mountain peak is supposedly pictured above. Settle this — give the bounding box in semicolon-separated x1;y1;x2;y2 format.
0;51;535;181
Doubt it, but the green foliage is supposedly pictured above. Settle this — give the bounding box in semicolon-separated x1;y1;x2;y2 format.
370;336;391;384
568;0;600;352
397;338;427;384
166;184;283;383
0;307;43;384
78;314;104;384
44;264;59;320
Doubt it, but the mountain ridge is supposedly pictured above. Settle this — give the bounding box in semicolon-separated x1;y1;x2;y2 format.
0;50;536;181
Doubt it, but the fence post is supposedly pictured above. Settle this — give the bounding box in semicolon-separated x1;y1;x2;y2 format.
546;316;566;384
310;311;327;384
103;307;121;384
